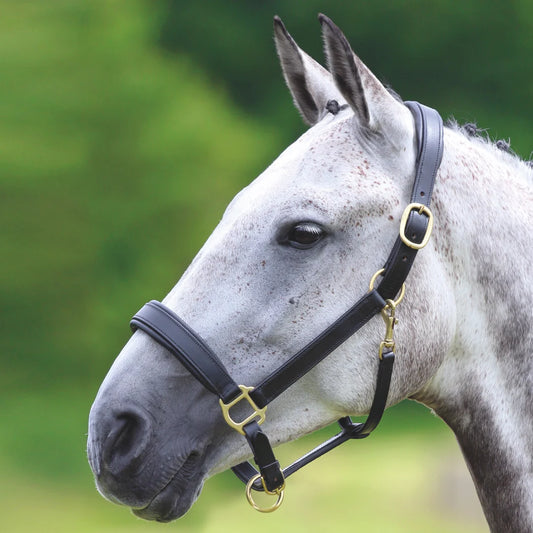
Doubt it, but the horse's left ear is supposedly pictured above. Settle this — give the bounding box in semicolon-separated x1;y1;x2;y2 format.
274;16;344;126
319;14;413;143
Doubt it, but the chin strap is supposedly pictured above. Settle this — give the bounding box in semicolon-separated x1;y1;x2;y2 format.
129;101;443;513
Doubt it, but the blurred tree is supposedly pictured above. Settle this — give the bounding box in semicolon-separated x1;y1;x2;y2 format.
0;0;530;497
0;0;278;388
2;0;532;398
159;0;533;156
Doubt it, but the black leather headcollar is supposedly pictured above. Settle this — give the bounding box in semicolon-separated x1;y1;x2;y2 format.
130;101;443;503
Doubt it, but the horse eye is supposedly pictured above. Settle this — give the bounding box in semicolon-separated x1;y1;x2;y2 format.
285;222;326;249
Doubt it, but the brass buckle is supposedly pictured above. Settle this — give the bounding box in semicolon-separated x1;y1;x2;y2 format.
219;385;266;435
245;474;285;513
399;203;434;250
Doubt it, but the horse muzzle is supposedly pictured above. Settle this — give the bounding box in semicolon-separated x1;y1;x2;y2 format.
87;397;207;520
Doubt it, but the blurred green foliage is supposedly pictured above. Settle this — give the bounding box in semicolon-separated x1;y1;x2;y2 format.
3;0;531;388
1;0;530;530
160;0;533;156
1;0;279;390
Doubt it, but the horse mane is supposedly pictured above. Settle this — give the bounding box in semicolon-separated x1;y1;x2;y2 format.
385;85;532;179
445;117;533;181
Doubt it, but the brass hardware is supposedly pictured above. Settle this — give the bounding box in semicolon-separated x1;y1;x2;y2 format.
368;268;406;307
245;474;285;513
379;299;398;359
399;203;434;249
368;268;384;292
219;385;267;435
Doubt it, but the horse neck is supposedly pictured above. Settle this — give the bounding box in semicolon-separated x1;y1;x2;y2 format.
414;129;533;531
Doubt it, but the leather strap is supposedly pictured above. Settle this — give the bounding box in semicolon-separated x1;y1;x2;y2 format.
407;101;444;205
377;102;443;300
232;350;395;489
130;301;240;403
249;290;386;408
128;101;444;495
243;422;284;492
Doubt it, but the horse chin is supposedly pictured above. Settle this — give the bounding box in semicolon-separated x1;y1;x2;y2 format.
132;454;205;522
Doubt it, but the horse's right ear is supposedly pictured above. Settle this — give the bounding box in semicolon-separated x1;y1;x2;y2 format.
274;16;343;126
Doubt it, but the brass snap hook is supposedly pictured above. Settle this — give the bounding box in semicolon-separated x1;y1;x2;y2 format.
379;299;398;359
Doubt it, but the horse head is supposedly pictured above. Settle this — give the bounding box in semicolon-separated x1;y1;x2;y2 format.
87;15;457;522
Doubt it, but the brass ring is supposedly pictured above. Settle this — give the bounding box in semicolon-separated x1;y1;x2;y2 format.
368;268;385;291
368;268;406;306
245;474;285;513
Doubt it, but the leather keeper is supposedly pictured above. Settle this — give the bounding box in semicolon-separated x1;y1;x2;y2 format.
257;460;284;493
243;422;284;492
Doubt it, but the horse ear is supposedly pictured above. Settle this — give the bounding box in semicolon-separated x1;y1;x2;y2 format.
319;14;412;139
274;16;343;126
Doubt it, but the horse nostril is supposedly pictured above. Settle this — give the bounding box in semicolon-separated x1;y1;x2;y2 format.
102;409;152;476
114;415;139;455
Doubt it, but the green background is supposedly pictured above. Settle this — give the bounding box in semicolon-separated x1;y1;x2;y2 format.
2;1;531;531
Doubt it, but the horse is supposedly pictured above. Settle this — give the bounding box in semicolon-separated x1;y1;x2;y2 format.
87;14;533;531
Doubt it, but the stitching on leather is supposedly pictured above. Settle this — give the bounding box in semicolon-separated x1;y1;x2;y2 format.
147;302;232;379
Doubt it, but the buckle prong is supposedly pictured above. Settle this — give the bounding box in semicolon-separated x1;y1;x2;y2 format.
219;385;266;435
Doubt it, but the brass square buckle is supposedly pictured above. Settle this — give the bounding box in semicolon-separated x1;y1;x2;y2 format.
399;203;434;250
219;385;267;435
